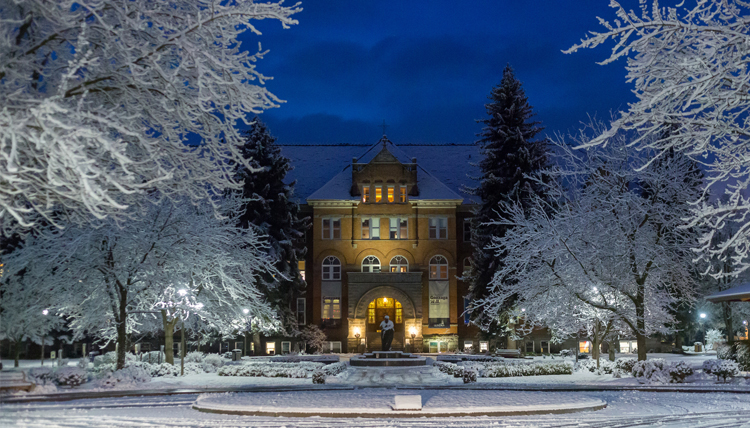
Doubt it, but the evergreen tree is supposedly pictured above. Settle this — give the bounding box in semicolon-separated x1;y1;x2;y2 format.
466;65;548;330
234;117;309;334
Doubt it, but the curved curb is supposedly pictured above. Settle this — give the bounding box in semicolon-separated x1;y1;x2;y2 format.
191;400;607;418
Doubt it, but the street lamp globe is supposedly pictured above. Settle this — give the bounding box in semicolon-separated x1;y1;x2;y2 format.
700;313;707;319
42;309;48;316
243;308;250;314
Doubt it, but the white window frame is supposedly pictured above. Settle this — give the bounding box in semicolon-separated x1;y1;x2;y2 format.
322;218;341;240
375;185;383;203
389;217;408;239
429;217;448;239
429;255;448;279
322;256;341;280
362;185;370;203
296;297;306;325
281;341;291;354
361;217;380;240
389;255;409;273
322;297;341;320
361;255;381;273
399;185;407;202
387;185;395;203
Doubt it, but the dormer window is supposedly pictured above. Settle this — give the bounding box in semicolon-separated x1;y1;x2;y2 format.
362;186;370;203
399;185;407;202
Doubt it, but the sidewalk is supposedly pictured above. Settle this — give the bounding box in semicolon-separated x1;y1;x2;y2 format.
3;380;750;404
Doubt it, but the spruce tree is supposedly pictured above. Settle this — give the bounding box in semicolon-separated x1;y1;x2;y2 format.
234;117;309;334
467;64;548;330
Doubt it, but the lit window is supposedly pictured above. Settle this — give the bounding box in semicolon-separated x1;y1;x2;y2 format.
362;186;370;203
389;255;408;273
375;185;382;203
322;218;341;239
429;255;448;279
479;341;488;352
463;219;472;242
322;256;341;280
389;217;408;239
322;297;341;320
266;342;276;355
297;297;306;325
395;301;402;323
399;185;407;202
579;341;591;353
362;256;381;273
361;217;380;239
387;185;394;203
464;341;473;351
368;300;375;324
298;260;306;282
429;217;448;239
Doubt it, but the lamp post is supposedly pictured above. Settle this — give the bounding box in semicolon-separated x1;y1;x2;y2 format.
41;309;48;366
699;312;707;349
353;327;361;354
409;326;417;353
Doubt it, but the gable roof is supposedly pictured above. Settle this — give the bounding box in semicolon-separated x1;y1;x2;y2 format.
280;139;480;204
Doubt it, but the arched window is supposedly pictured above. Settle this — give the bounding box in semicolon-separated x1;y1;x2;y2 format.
322;256;341;280
429;255;448;280
361;256;381;273
389;256;409;273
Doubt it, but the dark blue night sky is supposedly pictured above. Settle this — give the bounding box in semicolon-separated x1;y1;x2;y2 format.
244;1;637;145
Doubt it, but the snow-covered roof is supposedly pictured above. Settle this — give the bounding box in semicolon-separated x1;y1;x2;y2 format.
705;283;750;303
280;139;480;204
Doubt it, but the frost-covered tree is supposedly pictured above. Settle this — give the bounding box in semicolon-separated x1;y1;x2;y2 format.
0;275;63;367
3;195;277;370
478;123;703;361
465;64;548;329
233;117;308;334
566;0;750;276
0;0;300;235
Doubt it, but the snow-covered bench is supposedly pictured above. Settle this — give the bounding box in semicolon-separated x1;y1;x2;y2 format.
0;371;35;392
494;349;522;358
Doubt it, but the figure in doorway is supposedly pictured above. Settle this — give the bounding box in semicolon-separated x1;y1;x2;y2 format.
380;315;394;351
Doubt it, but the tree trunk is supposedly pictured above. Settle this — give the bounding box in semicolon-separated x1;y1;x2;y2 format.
161;310;178;365
636;282;647;361
722;301;734;346
116;313;128;370
180;318;185;376
41;340;45;366
14;340;21;367
608;338;616;361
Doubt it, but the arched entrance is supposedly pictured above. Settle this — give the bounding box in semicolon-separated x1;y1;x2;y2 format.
366;297;405;350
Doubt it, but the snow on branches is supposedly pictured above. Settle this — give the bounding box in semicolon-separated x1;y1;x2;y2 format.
0;0;301;234
2;194;278;369
477;123;703;360
565;0;750;276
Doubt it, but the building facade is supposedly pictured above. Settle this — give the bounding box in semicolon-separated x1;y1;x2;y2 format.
295;137;481;353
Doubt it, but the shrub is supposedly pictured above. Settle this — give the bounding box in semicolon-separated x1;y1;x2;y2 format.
433;361;457;375
482;361;573;377
667;361;694;383
632;359;669;384
27;367;55;386
702;359;721;375
184;351;205;364
734;341;750;371
559;349;574;357
222;352;233;359
322;362;347;376
55;367;87;386
716;343;733;360
713;360;740;382
312;370;326;384
463;368;478;383
615;358;637;374
453;366;464;378
142;351;166;365
574;358;615;375
97;365;151;388
705;329;724;350
150;363;181;377
218;362;323;378
202;354;225;373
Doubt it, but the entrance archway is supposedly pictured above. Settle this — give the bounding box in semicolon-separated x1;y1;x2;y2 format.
366;297;405;350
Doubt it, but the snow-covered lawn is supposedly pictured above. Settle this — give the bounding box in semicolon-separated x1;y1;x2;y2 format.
3;353;748;396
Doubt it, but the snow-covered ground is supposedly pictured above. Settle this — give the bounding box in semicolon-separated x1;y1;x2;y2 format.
2;390;750;427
